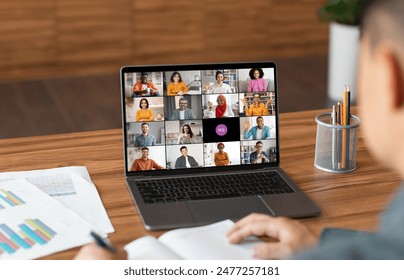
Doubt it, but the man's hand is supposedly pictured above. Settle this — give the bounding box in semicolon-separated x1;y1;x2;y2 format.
74;242;115;260
227;213;318;259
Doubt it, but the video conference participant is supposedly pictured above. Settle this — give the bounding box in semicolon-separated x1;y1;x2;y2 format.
170;97;197;120
214;143;229;166
134;123;156;147
132;72;160;96
206;71;232;94
243;116;271;140
215;94;234;118
247;68;267;92
175;146;199;169
241;93;272;117
130;147;164;171
167;71;189;96
177;124;196;144
249;141;270;164
136;98;154;122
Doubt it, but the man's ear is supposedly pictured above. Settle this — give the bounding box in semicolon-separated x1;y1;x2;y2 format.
382;46;404;109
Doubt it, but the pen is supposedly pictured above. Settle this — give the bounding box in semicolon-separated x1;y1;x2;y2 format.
332;105;337;169
90;231;117;253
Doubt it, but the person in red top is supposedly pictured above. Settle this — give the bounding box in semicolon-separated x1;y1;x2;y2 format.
130;147;164;171
215;94;234;118
132;72;160;96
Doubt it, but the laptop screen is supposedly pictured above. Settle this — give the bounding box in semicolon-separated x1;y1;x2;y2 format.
121;62;279;176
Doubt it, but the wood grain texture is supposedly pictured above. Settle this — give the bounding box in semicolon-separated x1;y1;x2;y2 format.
0;107;400;259
0;0;328;81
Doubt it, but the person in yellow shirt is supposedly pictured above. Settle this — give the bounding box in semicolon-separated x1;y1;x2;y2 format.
214;143;229;166
167;72;189;96
136;98;154;122
241;93;273;116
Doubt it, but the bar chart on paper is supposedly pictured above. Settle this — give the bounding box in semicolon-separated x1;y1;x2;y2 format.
0;218;56;255
0;188;26;208
0;179;94;259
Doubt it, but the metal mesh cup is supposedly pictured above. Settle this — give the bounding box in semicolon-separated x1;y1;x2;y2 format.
314;113;360;173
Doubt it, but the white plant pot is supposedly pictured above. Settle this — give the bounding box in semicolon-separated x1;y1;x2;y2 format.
327;22;360;101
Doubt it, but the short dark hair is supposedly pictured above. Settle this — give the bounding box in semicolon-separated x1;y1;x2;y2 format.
361;0;404;50
170;71;183;83
139;98;149;109
256;116;264;121
141;122;149;127
249;68;264;79
180;146;187;151
141;72;148;77
256;141;263;146
141;147;149;152
215;71;224;80
217;142;225;149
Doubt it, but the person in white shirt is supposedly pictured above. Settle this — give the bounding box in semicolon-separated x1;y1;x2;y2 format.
206;71;232;93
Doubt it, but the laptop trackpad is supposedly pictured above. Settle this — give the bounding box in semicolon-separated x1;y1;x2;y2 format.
188;197;273;223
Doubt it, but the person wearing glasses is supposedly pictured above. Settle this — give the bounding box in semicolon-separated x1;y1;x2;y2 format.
170;98;196;120
249;141;270;164
241;93;272;117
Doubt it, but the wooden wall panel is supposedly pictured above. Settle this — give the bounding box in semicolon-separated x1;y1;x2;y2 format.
0;0;328;82
0;1;55;71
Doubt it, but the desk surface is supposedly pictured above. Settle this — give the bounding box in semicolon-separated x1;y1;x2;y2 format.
0;108;400;260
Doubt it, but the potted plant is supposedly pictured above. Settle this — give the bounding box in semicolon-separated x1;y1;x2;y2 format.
319;0;370;101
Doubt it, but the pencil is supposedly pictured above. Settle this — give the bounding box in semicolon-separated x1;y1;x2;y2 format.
341;86;347;169
332;105;337;169
336;102;342;167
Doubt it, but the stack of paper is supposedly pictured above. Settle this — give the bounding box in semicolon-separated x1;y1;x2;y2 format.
0;166;114;260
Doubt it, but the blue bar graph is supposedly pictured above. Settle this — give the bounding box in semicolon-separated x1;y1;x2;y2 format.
0;194;14;206
0;242;15;254
34;219;56;236
0;224;30;249
19;224;46;245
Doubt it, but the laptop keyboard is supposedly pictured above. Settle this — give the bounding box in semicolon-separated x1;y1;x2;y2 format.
136;172;295;204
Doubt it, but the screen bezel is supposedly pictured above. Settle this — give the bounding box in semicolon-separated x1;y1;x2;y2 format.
120;62;279;177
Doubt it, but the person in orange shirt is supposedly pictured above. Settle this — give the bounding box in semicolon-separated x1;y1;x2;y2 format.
214;143;229;166
130;147;164;171
132;72;160;96
136;98;154;122
241;93;272;117
167;72;189;96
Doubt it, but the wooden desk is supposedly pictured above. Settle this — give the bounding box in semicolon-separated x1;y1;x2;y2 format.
0;108;400;259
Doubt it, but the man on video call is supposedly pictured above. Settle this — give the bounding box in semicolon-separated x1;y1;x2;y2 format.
75;0;404;259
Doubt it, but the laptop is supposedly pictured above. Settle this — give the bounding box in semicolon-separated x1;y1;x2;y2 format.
120;62;320;230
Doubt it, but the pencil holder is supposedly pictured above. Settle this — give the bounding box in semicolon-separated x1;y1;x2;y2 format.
314;113;360;173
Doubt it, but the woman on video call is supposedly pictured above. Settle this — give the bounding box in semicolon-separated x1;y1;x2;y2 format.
135;98;154;122
247;68;266;92
167;71;189;96
177;124;196;144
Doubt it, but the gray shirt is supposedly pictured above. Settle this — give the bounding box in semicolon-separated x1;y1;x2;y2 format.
295;182;404;259
170;109;196;120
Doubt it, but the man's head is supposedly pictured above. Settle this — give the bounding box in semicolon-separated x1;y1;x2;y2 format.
358;0;404;174
253;94;261;104
180;146;188;157
255;141;263;153
256;116;264;129
217;143;225;151
140;72;148;84
179;98;188;111
141;123;149;134
141;147;149;160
